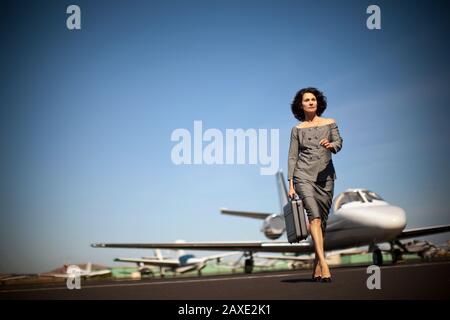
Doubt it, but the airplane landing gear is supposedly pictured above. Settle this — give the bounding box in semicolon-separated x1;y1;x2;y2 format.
391;248;403;264
244;258;254;274
390;240;406;264
372;247;383;266
244;252;254;274
139;268;154;278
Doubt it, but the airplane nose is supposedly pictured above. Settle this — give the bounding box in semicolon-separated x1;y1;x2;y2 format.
385;206;407;230
341;205;406;230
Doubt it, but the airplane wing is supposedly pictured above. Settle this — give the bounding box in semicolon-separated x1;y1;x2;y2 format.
200;252;241;262
40;270;111;278
220;209;274;220
40;273;69;278
114;257;180;268
92;241;313;253
255;254;312;261
396;224;450;240
0;275;29;282
86;270;111;277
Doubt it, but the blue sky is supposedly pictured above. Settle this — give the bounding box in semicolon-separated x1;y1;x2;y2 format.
1;0;449;273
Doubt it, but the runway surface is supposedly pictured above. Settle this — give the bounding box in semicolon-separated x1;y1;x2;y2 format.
1;261;449;300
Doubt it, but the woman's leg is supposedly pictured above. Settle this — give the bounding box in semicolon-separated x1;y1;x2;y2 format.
310;218;331;278
312;254;321;277
313;229;327;276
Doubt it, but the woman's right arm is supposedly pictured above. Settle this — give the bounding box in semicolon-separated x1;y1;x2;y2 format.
287;126;299;199
288;179;296;199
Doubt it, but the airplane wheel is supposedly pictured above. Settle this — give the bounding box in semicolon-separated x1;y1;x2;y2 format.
140;269;154;278
373;249;383;266
244;259;254;274
418;252;427;261
391;249;402;264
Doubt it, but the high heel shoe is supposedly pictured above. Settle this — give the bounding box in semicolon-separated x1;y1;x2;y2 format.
321;277;332;283
312;275;322;282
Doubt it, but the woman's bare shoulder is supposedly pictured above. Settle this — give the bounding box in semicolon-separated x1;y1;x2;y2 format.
324;118;336;125
296;118;335;129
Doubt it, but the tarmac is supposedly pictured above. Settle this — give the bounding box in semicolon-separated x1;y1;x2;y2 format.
1;261;449;300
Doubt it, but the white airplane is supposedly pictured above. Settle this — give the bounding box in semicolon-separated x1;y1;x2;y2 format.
92;171;450;273
114;246;240;276
41;262;111;278
114;249;165;276
0;274;30;284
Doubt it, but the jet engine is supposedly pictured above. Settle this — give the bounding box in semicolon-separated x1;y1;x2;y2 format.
261;214;285;240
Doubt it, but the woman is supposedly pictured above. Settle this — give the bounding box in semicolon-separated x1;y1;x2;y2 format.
287;87;343;283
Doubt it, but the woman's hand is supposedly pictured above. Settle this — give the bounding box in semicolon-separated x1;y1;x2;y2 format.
319;138;334;150
288;187;297;200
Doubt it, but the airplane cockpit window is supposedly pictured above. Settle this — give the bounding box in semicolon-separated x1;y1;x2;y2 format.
179;254;194;265
363;190;384;202
335;192;364;210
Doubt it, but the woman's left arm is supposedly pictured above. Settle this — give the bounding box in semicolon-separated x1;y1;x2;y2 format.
329;121;343;154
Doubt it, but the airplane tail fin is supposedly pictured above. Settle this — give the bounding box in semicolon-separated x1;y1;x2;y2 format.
276;170;289;213
176;250;186;259
175;240;186;259
219;170;288;219
86;262;92;273
155;249;163;261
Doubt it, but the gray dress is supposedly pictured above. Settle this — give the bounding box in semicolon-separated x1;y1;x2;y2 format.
287;122;343;231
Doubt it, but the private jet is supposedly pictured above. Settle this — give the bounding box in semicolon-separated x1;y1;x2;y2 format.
92;171;450;273
114;246;239;276
41;262;111;278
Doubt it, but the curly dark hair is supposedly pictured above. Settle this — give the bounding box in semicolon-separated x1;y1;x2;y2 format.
291;87;327;121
